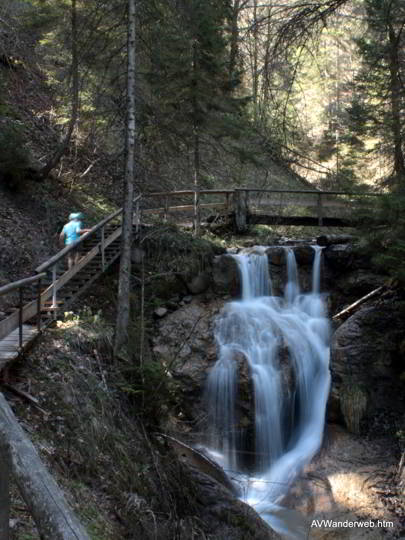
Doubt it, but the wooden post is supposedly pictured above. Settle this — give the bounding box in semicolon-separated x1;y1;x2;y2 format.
51;264;58;310
101;226;105;271
234;189;248;233
225;193;230;213
193;190;201;236
0;441;10;540
135;199;140;234
37;278;42;333
163;197;169;223
18;287;23;350
317;193;323;226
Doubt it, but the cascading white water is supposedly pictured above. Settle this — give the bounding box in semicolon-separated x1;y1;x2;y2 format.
205;246;330;538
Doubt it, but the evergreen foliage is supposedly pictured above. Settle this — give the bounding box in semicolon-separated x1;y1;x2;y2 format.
362;194;405;284
139;0;250;187
352;0;405;186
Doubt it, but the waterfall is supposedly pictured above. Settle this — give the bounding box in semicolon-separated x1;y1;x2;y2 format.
205;246;330;538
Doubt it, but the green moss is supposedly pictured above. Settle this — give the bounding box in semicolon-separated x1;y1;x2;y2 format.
340;383;368;434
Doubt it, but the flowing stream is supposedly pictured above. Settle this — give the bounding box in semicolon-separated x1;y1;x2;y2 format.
205;246;330;538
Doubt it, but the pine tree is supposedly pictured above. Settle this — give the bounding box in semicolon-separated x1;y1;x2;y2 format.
354;0;405;188
140;0;248;189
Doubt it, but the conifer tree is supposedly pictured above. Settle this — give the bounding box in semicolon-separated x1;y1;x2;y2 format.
140;0;247;188
354;0;405;187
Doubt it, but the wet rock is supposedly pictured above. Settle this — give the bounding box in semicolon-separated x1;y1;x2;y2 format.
294;245;315;266
212;254;240;296
187;271;211;294
323;243;354;271
334;271;385;298
154;307;168;318
185;466;279;539
329;297;405;432
265;246;285;266
152;299;223;421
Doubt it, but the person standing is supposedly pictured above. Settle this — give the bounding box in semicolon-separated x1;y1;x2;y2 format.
59;212;91;269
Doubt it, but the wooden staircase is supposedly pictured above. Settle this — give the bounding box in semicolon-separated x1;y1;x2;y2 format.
0;202;140;369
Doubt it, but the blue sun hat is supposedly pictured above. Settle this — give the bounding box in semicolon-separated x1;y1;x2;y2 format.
69;212;84;220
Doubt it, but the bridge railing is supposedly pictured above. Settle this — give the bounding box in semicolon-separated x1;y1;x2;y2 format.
140;190;233;234
139;188;383;233
234;188;382;230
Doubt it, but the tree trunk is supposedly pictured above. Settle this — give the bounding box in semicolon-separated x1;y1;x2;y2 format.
0;392;90;540
114;0;137;355
40;0;79;180
228;0;243;83
252;0;259;121
388;23;405;184
192;40;201;236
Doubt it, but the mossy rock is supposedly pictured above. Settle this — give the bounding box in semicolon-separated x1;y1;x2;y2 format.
340;383;368;434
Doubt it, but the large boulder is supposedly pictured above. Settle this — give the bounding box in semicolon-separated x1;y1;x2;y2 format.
329;294;405;433
152;299;223;424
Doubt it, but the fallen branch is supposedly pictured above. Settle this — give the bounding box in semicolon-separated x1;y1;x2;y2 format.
2;383;41;407
0;392;90;540
332;286;385;320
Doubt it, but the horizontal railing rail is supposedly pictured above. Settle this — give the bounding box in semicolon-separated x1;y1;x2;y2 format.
36;208;123;274
233;188;382;196
0;272;48;355
0;273;47;297
140;188;384;232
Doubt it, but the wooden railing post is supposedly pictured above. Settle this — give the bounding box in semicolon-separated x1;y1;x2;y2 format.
18;286;23;350
133;198;140;234
234;189;248;233
100;226;105;271
51;264;58;312
317;193;323;226
163;197;169;223
193;190;201;236
225;193;230;213
0;441;10;540
37;278;42;333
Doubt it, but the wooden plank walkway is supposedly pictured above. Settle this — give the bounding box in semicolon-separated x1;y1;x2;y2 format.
0;325;40;368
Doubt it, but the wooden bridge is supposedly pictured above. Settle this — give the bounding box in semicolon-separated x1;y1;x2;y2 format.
0;187;380;368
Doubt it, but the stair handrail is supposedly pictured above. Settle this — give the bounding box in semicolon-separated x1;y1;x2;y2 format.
35;207;124;274
0;273;47;297
0;272;48;347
